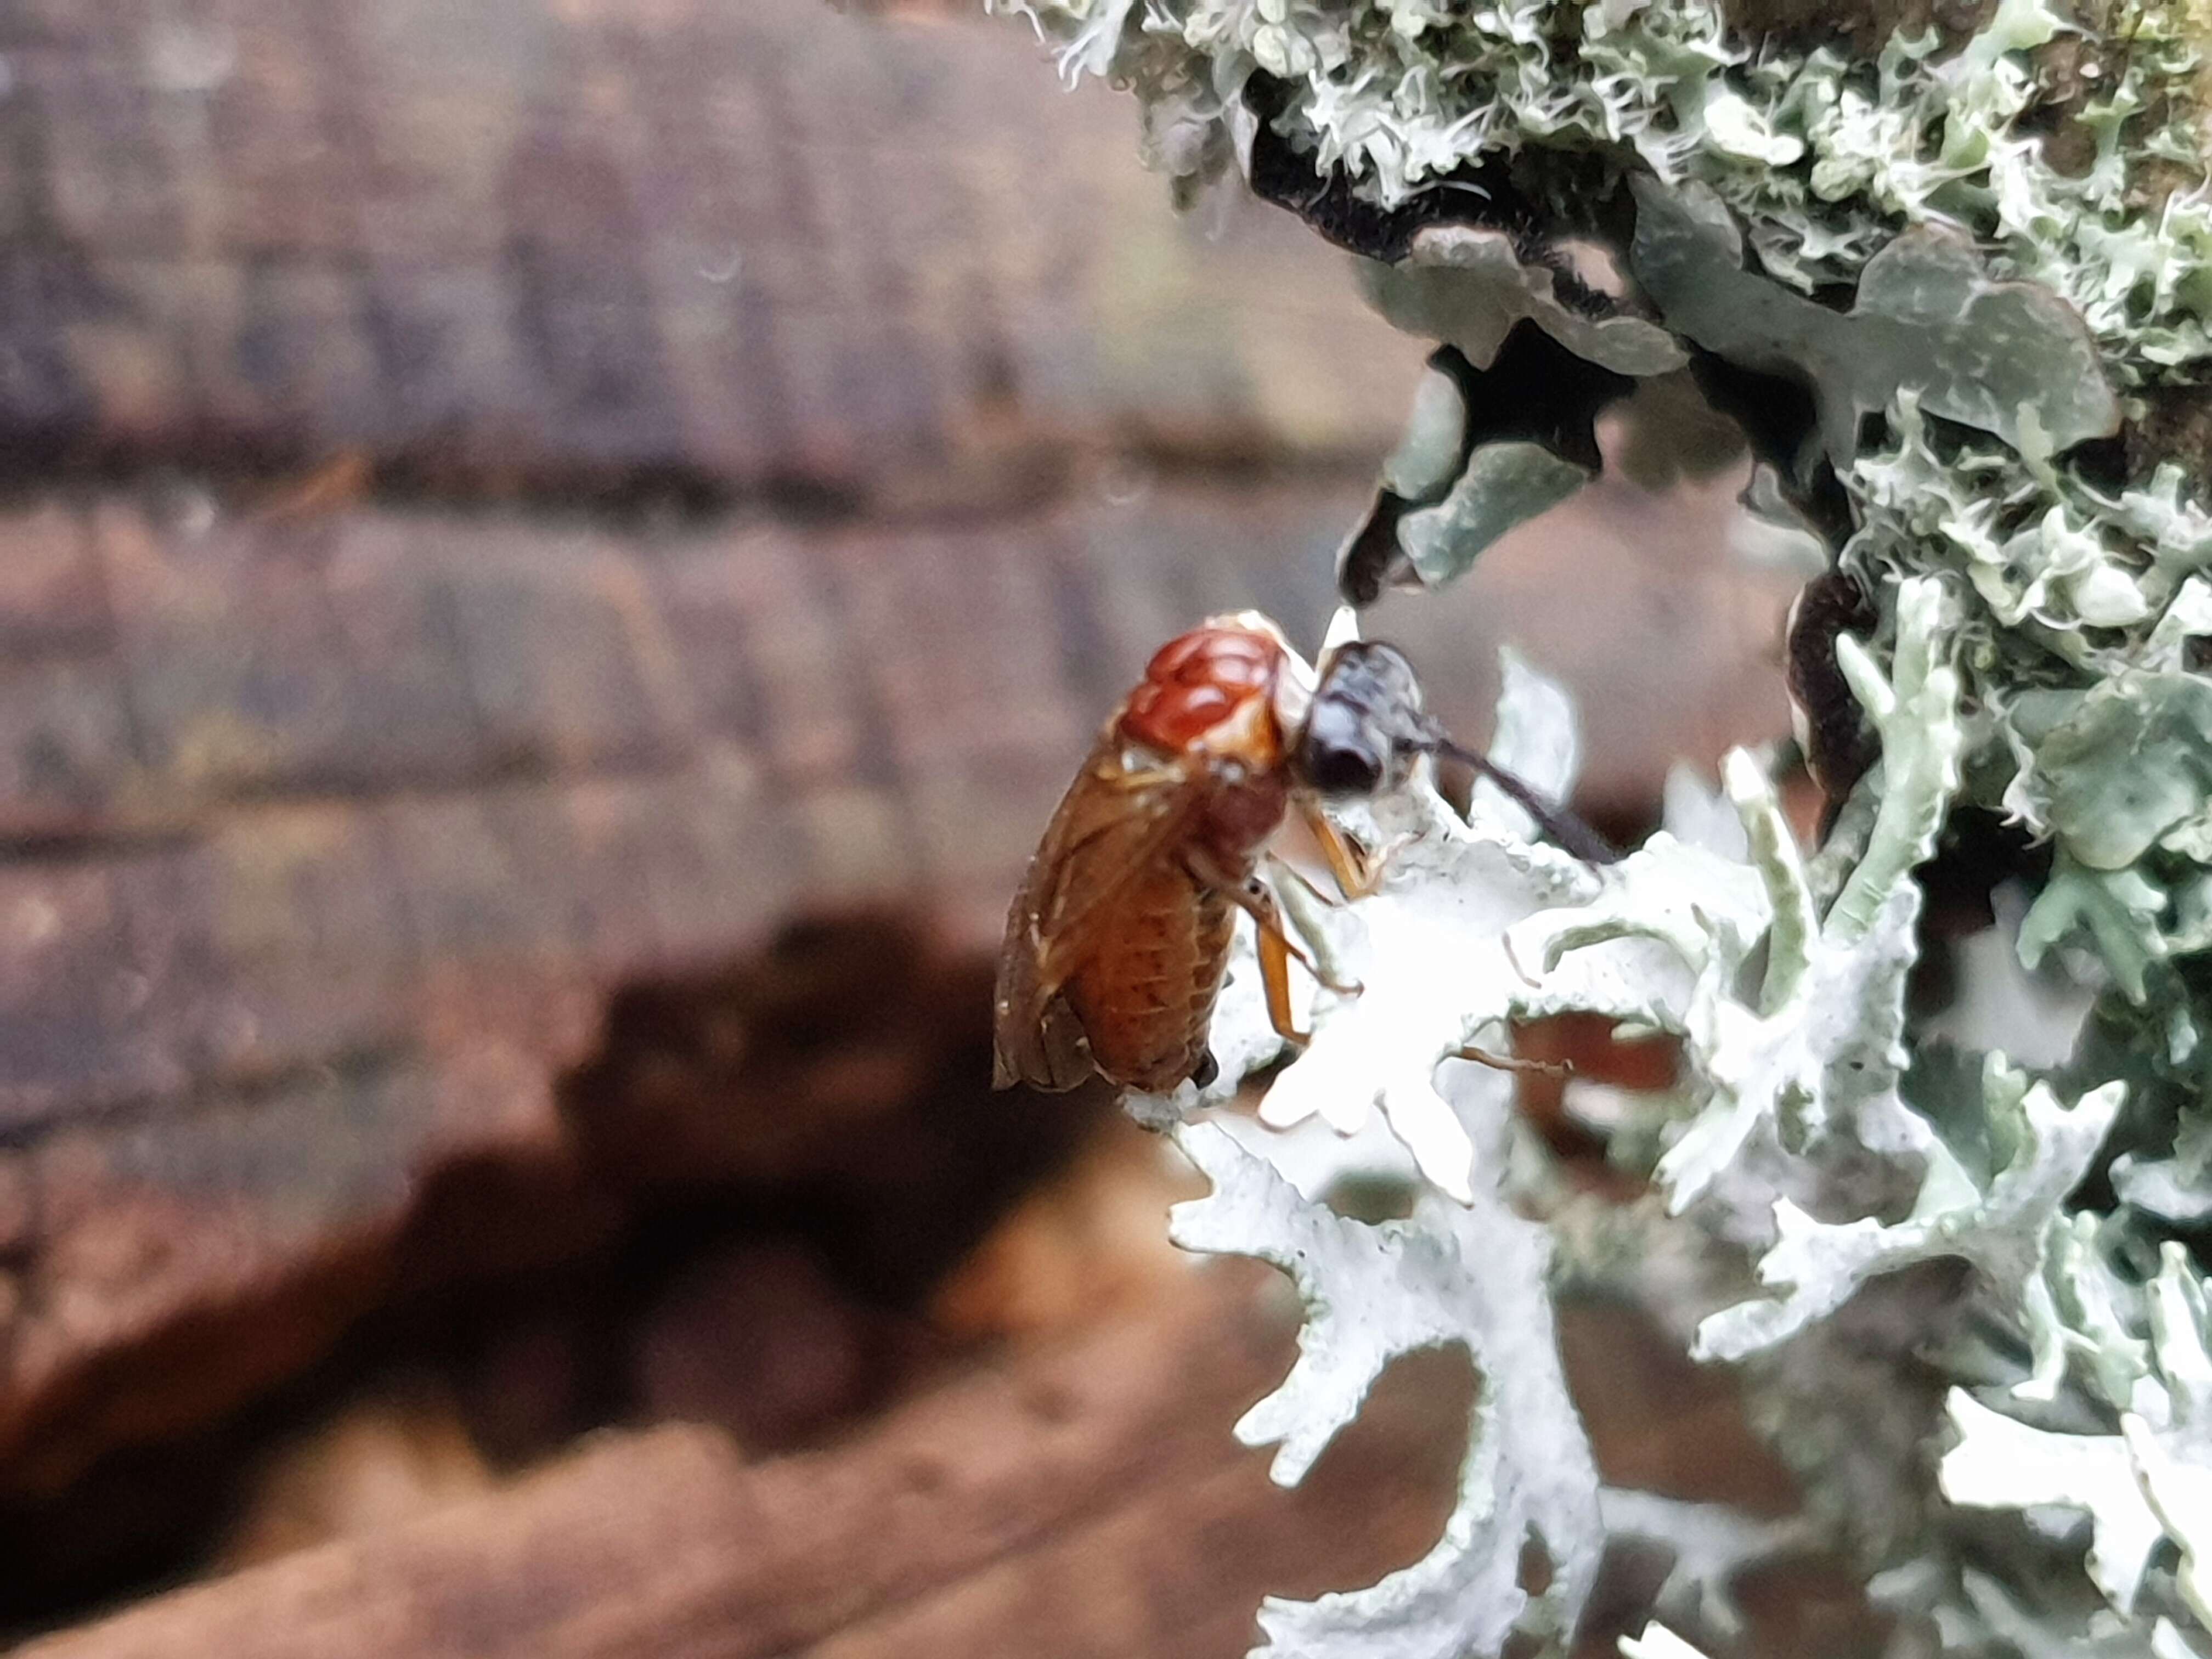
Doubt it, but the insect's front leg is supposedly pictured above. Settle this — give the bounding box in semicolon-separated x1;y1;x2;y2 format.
1184;851;1360;1051
1300;795;1379;900
1292;795;1418;901
1249;890;1312;1049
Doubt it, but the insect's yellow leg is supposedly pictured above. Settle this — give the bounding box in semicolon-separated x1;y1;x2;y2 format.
1179;851;1305;1041
1255;909;1311;1047
1297;797;1383;900
1293;796;1428;902
1224;869;1363;998
1184;849;1364;1009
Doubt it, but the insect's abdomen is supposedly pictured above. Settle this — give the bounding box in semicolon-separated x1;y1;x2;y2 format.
1065;865;1239;1093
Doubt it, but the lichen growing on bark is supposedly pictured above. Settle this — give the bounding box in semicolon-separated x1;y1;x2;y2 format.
988;0;2212;1652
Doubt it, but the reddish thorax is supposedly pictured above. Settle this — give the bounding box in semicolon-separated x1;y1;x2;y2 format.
1119;625;1283;752
1118;623;1290;866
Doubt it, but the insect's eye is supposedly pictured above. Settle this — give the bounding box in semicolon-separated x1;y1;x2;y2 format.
1306;742;1383;795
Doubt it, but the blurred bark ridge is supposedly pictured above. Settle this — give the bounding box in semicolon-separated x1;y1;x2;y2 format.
0;0;1458;1520
0;0;1818;1647
0;0;1821;1556
990;0;2212;1655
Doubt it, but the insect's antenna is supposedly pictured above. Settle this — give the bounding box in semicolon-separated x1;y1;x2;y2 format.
1416;730;1622;866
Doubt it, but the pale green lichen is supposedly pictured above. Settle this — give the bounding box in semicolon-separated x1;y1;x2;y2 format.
1170;1117;1602;1657
1514;577;1964;1216
1692;1057;2124;1361
1358;226;1687;376
1628;179;2121;460
1618;1624;1716;1659
1941;1242;2212;1621
995;0;2209;562
1599;1488;1815;1637
1395;442;1591;585
989;0;2212;1652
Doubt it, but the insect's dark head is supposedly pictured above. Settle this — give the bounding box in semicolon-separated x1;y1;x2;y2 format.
1297;640;1436;798
1300;637;1623;865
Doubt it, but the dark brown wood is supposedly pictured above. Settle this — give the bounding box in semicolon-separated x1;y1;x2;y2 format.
0;461;1796;1494
0;481;1335;1492
0;0;1800;1514
11;1272;1469;1659
0;0;1419;500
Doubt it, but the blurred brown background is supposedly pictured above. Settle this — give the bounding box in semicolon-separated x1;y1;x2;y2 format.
0;0;1816;1652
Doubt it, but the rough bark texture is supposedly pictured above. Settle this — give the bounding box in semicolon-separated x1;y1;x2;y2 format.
0;0;1419;501
0;481;1288;1494
13;1272;1473;1659
0;476;1787;1497
0;0;1435;1498
0;469;1797;1472
0;0;1805;1636
12;1269;1835;1659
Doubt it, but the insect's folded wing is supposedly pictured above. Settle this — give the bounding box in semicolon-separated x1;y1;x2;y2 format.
991;741;1210;1091
991;991;1092;1091
1032;763;1213;963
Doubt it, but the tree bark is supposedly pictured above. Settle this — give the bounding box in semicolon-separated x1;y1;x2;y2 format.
13;1272;1470;1659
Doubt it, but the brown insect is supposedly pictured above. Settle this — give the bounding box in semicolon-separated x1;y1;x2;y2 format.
992;614;1614;1097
